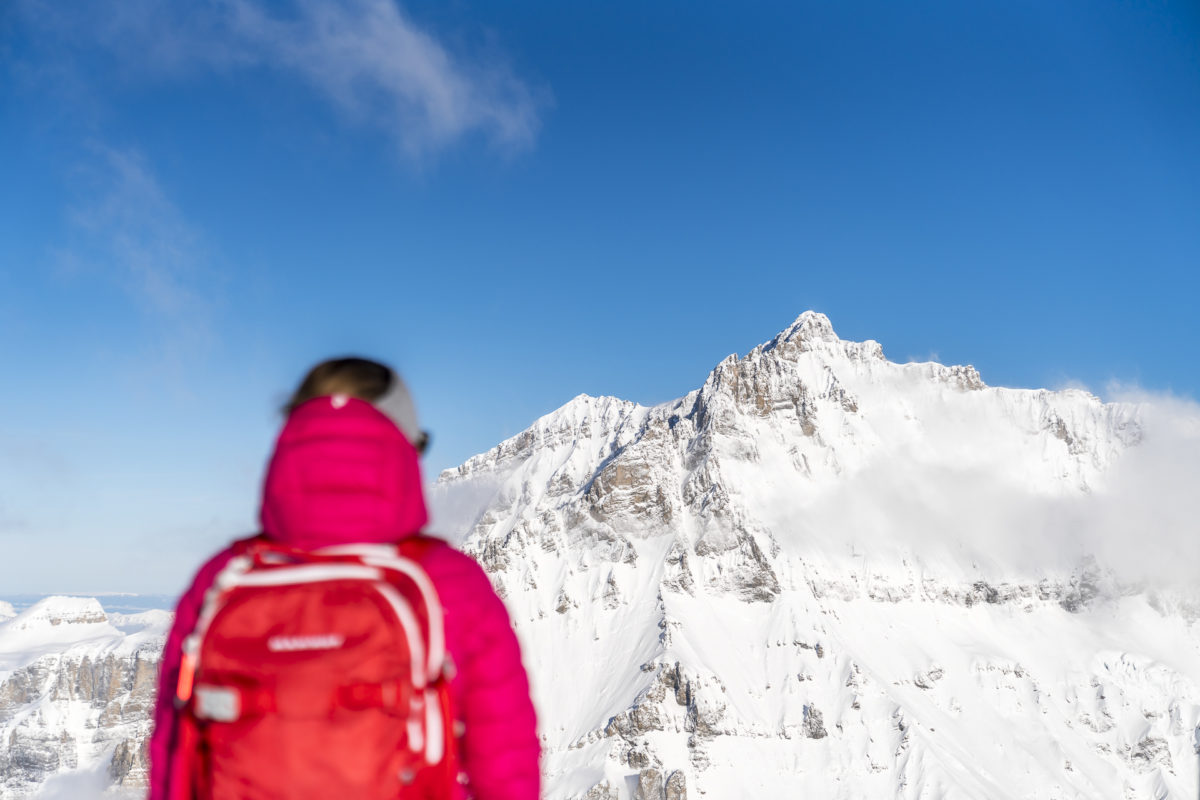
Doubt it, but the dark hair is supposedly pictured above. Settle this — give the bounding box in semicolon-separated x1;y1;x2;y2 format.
284;357;393;415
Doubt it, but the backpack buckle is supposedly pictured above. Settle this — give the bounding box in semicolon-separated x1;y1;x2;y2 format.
194;685;242;723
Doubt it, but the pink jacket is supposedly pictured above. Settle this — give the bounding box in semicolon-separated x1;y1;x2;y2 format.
149;397;540;800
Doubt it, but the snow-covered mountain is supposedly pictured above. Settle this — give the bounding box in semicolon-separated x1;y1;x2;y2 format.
431;311;1200;800
4;311;1198;799
0;597;167;798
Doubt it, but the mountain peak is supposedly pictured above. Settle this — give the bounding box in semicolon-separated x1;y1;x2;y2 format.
787;310;838;339
3;596;109;632
760;310;885;362
769;311;839;350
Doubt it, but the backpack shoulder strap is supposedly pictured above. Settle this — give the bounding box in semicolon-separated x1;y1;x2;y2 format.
229;532;270;555
396;533;449;562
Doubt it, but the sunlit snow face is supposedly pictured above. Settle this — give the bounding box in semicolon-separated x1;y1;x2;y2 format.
423;337;1200;800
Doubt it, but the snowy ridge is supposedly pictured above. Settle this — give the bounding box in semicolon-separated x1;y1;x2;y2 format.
443;394;649;484
432;394;651;549
433;311;1198;800
1;597;108;636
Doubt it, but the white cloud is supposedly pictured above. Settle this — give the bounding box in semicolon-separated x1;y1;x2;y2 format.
16;0;544;159
227;0;542;158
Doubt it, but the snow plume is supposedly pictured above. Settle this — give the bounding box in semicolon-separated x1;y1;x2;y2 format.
14;0;543;159
427;472;510;548
31;761;112;800
1081;388;1200;587
764;386;1200;592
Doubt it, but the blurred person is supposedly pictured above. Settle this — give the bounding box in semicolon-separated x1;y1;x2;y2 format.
149;358;539;800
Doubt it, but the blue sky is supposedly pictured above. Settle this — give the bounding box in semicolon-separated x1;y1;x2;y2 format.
1;0;1197;594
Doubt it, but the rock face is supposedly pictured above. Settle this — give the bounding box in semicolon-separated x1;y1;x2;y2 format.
432;311;1199;799
0;598;168;798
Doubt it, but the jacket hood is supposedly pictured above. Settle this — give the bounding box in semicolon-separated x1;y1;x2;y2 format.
259;395;428;549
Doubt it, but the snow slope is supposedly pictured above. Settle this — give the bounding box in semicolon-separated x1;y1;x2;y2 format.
432;311;1200;800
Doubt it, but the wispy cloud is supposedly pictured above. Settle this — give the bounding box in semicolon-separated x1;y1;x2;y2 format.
225;0;542;158
54;146;221;379
62;147;213;328
15;0;544;159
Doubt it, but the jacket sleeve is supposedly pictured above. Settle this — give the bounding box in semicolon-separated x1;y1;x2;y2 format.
148;547;238;800
449;555;541;800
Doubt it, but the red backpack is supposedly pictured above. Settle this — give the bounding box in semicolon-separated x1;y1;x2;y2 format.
170;536;459;800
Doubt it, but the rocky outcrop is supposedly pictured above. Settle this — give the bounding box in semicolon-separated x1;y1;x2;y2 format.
633;768;663;800
664;770;686;800
108;736;151;786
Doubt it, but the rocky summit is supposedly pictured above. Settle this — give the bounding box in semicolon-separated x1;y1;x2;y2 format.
432;311;1196;800
4;312;1198;799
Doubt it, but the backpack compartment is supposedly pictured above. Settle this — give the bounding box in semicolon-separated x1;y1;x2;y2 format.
189;569;432;800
